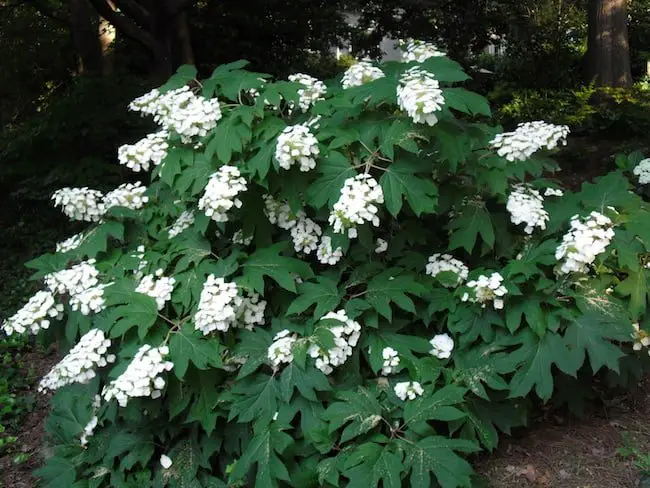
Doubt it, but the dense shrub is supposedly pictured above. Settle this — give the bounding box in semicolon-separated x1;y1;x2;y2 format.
4;48;650;487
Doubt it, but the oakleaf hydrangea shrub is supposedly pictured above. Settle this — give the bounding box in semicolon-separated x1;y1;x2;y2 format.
5;54;650;488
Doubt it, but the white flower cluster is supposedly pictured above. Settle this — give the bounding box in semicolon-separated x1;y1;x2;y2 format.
329;174;384;238
490;121;570;162
429;333;454;359
39;329;115;392
633;158;650;185
45;259;100;296
168;210;195;238
263;195;301;229
104;182;149;212
52;187;105;222
544;188;564;197
381;347;400;375
375;238;388;254
555;211;615;274
309;310;361;375
102;344;173;407
80;416;98;447
632;323;650;354
316;236;343;265
56;233;85;253
268;330;297;369
136;270;175;310
274;124;320;172
1;291;64;336
232;230;253;246
69;283;111;316
118;131;169;172
194;275;241;334
397;67;445;126
394;381;424;401
262;195;325;255
236;292;266;330
198;166;247;222
401;39;445;62
506;185;549;234
291;215;322;254
288;73;327;112
341;61;385;89
425;253;469;287
128;88;161;115
462;272;508;310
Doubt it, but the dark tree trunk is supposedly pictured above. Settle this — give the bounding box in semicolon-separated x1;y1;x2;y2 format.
70;0;102;74
173;11;195;66
586;0;632;87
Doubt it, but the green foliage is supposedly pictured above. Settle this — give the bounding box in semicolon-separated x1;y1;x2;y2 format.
17;57;650;488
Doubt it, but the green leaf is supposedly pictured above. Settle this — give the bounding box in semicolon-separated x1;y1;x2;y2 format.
229;374;279;424
404;385;467;424
615;268;649;318
579;171;638;211
306;151;356;208
444;88;491;116
104;288;159;339
452;345;510;400
239;242;313;293
175;153;216;196
420;56;471;83
248;143;276;180
448;204;494;253
25;252;70;280
380;159;438;216
456;399;527;451
76;221;124;258
205;116;252;164
170;323;222;379
286;276;342;319
323;387;383;444
344;442;404;488
234;328;273;379
186;371;220;434
35;457;77;488
279;363;331;402
365;270;427;321
379;119;420;159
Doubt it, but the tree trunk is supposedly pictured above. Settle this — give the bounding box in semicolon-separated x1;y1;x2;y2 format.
586;0;632;87
70;0;102;74
172;11;195;66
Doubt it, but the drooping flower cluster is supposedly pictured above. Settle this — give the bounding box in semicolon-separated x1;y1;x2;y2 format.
401;39;445;62
429;333;454;359
397;67;445;126
194;275;241;334
168;210;195;238
425;253;469;287
198;166;247;222
341;61;385;89
490;121;570;162
263;195;300;229
45;259;100;296
544;188;564;197
381;347;400;375
329;174;384;238
52;187;105;222
394;381;424;401
69;283;111;316
462;272;508;310
117;131;169;172
80;416;98;447
1;291;64;336
102;344;173;407
633;158;650;185
316;236;343;265
288;73;327;112
56;233;85;253
506;185;549;234
274;123;320;172
308;310;361;375
232;229;254;246
632;323;650;354
236;292;266;330
375;238;388;254
268;330;297;369
38;329;115;392
555;211;615;274
103;182;149;212
135;270;176;310
291;215;322;254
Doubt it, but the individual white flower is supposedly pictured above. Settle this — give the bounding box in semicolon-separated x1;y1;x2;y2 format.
290;215;322;254
103;182;149;212
1;291;64;336
136;270;175;310
341;61;385;89
198;166;247;222
45;259;100;296
490;121;570;162
633;158;650;185
429;333;454;359
316;236;343;265
274;124;320;172
39;329;115;392
69;283;112;316
232;229;253;246
375;238;388;254
381;347;400;375
236;291;266;330
52;187;105;222
401;39;445;62
194;275;241;334
544;188;564;197
329;174;384;239
56;233;85;253
555;211;615;275
632;323;650;353
288;73;327;112
80;415;98;447
268;329;297;369
506;185;549;234
168;210;195;238
397;67;445;126
462;272;508;310
394;381;424;401
308;310;361;375
425;254;469;286
160;454;173;469
117;131;169;172
102;344;173;407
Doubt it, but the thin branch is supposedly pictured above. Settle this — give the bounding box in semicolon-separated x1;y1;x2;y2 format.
88;0;158;53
